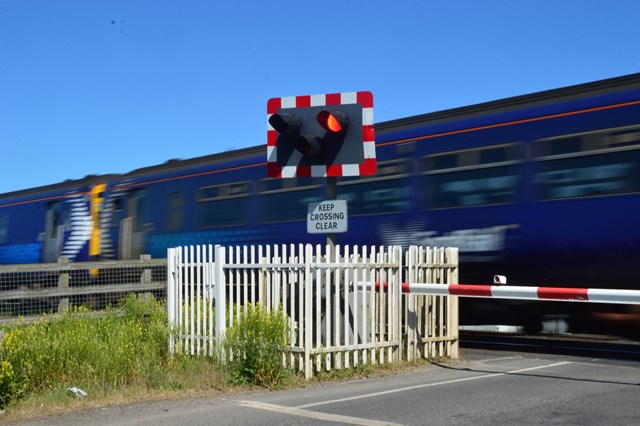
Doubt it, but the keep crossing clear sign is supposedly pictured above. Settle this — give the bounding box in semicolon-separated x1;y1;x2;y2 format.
307;200;348;234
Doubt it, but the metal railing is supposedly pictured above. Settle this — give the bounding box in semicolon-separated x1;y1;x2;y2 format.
0;255;167;324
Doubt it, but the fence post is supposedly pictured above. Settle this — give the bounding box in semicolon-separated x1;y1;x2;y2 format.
304;244;312;380
394;245;403;364
448;247;460;359
214;245;226;348
140;254;152;301
167;248;176;355
405;246;416;362
57;257;70;314
140;254;152;282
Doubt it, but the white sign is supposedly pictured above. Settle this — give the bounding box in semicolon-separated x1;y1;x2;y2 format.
307;200;348;234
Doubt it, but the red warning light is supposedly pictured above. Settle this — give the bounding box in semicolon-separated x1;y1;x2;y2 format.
317;110;348;133
326;114;342;132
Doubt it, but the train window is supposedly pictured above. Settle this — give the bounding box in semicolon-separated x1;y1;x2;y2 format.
258;177;321;192
420;144;520;172
258;178;323;222
339;160;406;182
260;179;282;193
428;168;520;208
419;143;522;209
480;146;508;164
0;214;7;244
111;198;124;228
337;160;411;215
533;126;640;200
533;125;640;158
551;137;581;155
534;151;640;199
198;182;249;200
197;182;249;228
433;153;458;170
167;191;185;231
604;127;640;148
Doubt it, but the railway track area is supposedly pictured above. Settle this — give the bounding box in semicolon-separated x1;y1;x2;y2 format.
460;330;640;365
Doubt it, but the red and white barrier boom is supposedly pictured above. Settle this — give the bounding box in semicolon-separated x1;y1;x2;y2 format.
363;281;640;305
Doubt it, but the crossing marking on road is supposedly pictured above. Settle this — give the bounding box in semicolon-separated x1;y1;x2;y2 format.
239;400;401;426
296;361;572;409
238;361;573;424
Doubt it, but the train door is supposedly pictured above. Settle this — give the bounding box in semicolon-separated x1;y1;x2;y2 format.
119;189;150;259
43;201;65;263
100;197;124;259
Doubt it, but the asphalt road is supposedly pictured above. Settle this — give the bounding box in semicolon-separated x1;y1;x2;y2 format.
7;349;640;425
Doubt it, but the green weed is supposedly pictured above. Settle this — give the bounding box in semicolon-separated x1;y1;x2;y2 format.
222;303;291;388
0;294;170;408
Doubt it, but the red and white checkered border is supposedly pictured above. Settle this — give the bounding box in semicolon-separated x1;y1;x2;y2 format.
267;91;375;178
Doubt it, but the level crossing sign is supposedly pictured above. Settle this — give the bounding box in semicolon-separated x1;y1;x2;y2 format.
267;91;376;178
307;200;348;234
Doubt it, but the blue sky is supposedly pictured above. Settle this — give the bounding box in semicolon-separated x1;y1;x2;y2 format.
1;0;639;194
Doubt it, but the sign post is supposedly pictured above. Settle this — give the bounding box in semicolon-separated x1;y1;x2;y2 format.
327;178;338;250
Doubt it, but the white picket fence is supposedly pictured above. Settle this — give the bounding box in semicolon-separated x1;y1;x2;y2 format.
167;244;458;379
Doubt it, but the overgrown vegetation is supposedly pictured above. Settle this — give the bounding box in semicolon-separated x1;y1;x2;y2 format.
222;303;290;388
0;294;170;409
0;295;414;419
0;296;291;413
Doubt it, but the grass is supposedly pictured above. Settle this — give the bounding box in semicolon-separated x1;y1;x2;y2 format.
0;295;436;422
1;295;172;407
0;296;298;420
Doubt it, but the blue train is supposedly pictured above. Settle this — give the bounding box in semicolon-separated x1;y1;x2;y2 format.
2;73;640;332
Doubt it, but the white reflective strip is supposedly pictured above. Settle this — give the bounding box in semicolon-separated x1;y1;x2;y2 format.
266;145;277;162
311;165;327;177
341;92;357;104
267;114;274;130
310;94;325;107
362;107;374;125
281;96;296;108
363;141;376;157
588;289;640;304
281;166;297;178
491;286;540;300
341;164;359;176
407;283;451;296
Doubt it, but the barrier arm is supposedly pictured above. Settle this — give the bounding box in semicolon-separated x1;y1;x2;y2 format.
360;282;640;305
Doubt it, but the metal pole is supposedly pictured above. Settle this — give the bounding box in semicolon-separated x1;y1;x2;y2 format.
326;177;337;255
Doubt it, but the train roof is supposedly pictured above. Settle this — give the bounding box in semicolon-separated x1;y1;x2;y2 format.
375;72;640;133
0;147;265;202
0;174;121;202
123;145;264;178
